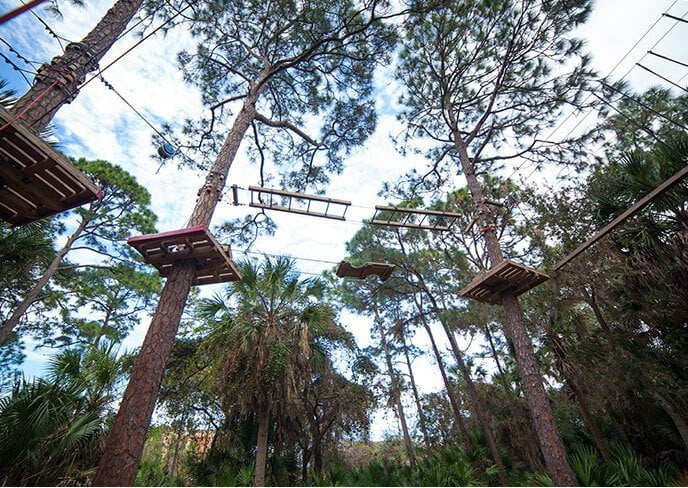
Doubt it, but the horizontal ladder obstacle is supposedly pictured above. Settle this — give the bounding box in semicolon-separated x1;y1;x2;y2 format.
460;259;549;305
336;261;396;281
128;226;241;285
0;107;100;226
370;205;462;231
248;185;351;221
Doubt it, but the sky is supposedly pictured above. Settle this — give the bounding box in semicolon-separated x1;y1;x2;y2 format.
1;0;687;439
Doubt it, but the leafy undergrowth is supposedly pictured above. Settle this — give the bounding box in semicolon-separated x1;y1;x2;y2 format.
308;443;684;487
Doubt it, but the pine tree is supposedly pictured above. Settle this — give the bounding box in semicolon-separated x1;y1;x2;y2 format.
94;1;395;484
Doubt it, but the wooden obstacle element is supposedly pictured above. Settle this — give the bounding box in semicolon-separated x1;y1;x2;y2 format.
128;225;241;285
0;107;100;226
370;205;462;231
248;185;351;221
336;261;396;281
460;259;549;305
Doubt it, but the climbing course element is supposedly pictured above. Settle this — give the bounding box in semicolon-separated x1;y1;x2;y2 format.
460;260;549;305
370;205;462;231
128;226;242;285
336;261;396;281
0;107;100;226
249;185;351;221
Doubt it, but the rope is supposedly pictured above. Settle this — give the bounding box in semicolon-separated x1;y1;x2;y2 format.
0;78;60;131
0;0;49;25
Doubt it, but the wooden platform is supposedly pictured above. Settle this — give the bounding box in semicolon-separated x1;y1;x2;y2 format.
249;185;351;221
459;260;549;305
128;226;242;286
370;205;462;231
336;261;396;281
0;106;100;225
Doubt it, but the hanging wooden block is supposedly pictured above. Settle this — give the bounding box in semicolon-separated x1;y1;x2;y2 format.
370;205;461;231
459;259;548;305
336;261;396;281
248;185;351;221
128;225;242;285
0;107;100;226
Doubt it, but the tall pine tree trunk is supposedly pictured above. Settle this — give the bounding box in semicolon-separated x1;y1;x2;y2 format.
94;81;266;485
401;332;431;448
254;406;271;487
450;125;576;485
0;215;89;344
543;325;611;461
12;0;144;133
440;321;505;476
418;313;471;449
376;317;416;465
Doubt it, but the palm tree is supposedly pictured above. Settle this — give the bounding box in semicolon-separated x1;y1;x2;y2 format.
197;256;344;486
0;341;130;485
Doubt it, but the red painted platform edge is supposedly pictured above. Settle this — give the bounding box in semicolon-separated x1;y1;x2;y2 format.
127;225;208;245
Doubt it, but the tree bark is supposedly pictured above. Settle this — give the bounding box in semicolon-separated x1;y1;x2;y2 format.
400;332;431;448
376;317;416;465
0;215;89;344
13;0;144;133
449;125;576;485
301;445;310;483
254;406;271;487
444;328;506;475
419;315;471;449
543;325;611;461
93;82;265;485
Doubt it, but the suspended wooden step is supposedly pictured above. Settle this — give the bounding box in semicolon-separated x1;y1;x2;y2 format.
370;205;461;231
459;259;549;305
0;107;100;226
128;225;241;285
248;185;351;221
336;261;396;281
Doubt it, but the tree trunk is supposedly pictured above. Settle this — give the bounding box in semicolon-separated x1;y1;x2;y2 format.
443;327;506;475
449;125;576;485
12;0;144;133
543;326;611;461
301;445;310;483
401;332;431;448
419;315;471;449
0;215;89;344
254;406;271;487
312;434;323;475
484;323;511;394
376;317;416;465
93;84;265;485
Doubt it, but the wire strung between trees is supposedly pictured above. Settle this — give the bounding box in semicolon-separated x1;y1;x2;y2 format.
647;50;688;69
599;80;688;132
636;63;688;93
97;74;176;146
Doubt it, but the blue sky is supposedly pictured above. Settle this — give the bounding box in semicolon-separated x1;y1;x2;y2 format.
1;0;687;438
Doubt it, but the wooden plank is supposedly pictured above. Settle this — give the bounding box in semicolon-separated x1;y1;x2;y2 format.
370;219;451;231
374;205;462;219
553;163;688;271
249;185;351;206
250;201;347;221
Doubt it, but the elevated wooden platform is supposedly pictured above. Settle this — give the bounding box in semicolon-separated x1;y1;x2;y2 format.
128;226;241;286
0;107;100;225
370;205;461;231
248;185;351;221
336;261;396;281
459;260;548;305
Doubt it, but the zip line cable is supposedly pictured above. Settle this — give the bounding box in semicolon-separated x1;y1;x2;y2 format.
97;74;176;146
599;80;688;132
636;63;688;93
647;50;688;69
538;0;684;144
26;2;193;126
